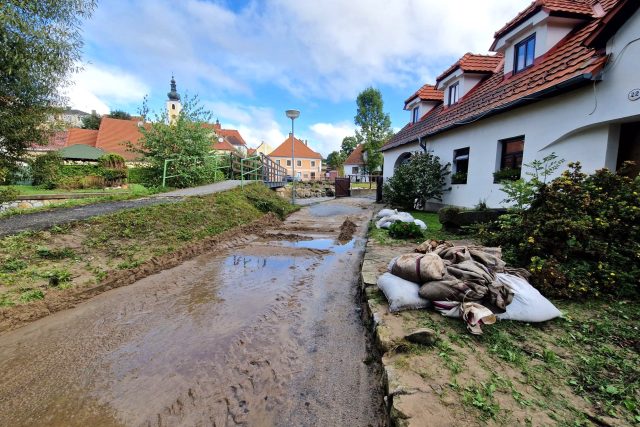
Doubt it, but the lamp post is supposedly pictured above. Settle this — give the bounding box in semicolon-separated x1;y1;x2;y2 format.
285;109;300;205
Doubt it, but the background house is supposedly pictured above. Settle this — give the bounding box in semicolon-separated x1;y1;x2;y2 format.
343;144;372;182
382;0;640;209
268;134;322;181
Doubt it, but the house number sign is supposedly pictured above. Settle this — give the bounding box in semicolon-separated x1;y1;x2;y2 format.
629;88;640;101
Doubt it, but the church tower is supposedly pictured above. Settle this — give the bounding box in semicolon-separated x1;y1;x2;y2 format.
166;75;182;124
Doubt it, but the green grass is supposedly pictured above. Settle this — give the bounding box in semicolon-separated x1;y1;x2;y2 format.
0;184;165;219
370;210;469;245
350;182;377;189
0;184;154;196
0;184;297;305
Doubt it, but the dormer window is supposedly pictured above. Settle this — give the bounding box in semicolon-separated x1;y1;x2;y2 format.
448;82;459;106
514;34;536;73
412;106;419;123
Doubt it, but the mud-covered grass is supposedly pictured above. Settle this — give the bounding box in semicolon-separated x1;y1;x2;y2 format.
369;211;466;245
386;299;640;425
0;184;297;306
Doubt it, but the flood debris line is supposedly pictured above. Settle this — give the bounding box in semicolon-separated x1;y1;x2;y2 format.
0;213;282;333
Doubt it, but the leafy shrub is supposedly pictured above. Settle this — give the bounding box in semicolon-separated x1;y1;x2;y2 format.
56;175;106;190
384;152;450;210
0;186;19;203
99;153;126;169
388;221;424;239
32;151;62;188
482;162;640;298
128;167;155;184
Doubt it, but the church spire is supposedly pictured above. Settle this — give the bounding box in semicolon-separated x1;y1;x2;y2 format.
167;75;180;101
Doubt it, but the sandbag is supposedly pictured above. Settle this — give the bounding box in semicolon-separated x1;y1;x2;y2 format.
390;253;446;283
496;273;562;322
414;219;427;230
376;209;397;218
376;212;415;229
377;272;430;313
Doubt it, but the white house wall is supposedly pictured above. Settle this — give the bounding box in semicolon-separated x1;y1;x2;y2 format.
383;9;640;209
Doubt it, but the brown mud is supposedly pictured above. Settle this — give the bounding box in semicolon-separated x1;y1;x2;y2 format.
0;197;386;426
338;217;358;242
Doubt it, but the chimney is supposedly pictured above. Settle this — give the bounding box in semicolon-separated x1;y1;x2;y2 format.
305;139;308;146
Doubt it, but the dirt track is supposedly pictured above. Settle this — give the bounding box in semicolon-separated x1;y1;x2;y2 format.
0;197;386;426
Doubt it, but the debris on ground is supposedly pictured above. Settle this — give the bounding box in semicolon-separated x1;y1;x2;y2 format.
377;239;561;335
375;209;427;231
338;217;358;242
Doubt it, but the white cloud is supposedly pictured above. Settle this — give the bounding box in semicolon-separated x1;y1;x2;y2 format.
308;122;357;156
64;63;149;114
83;0;531;101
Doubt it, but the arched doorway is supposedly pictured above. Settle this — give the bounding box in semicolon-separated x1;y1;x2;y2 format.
394;152;412;170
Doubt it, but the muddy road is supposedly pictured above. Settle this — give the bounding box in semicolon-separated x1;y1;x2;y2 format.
0;197;385;426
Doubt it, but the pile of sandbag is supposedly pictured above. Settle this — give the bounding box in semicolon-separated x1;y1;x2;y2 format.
377;240;561;335
376;209;427;231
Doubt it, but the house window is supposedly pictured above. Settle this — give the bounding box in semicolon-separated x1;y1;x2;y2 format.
452;147;469;184
448;82;459;106
276;159;281;165
496;137;524;181
297;160;302;167
311;160;316;167
514;34;536;73
352;166;359;174
311;172;316;180
412;106;420;123
286;160;291;166
172;104;176;110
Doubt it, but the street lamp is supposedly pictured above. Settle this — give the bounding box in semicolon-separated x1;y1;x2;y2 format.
285;109;300;204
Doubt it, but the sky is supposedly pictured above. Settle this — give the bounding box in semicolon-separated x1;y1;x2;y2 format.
66;0;531;157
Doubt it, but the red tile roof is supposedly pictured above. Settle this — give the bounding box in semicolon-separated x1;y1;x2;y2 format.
494;0;595;41
436;53;504;82
66;128;98;147
31;131;68;152
204;122;248;147
383;0;629;153
344;144;365;165
212;139;237;152
269;135;322;159
95;117;145;160
405;84;444;105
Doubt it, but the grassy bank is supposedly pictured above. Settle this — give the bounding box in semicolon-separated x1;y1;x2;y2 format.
370;211;469;244
0;184;296;307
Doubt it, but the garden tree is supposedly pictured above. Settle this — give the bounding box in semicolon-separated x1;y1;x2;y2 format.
108;110;131;120
81;111;102;129
383;152;450;210
131;94;217;188
0;0;96;172
326;150;346;171
340;136;358;156
354;87;393;173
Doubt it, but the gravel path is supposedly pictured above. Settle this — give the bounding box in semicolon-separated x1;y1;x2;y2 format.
0;180;245;237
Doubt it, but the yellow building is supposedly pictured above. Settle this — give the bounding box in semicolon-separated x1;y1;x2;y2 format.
268;134;322;181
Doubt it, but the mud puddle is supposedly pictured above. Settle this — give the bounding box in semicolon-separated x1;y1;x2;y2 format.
0;197;385;426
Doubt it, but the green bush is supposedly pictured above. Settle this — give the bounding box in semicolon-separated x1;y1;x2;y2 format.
32;152;62;188
383;152;450;210
128;167;154;184
482;162;640;299
493;167;521;183
0;186;19;203
388;221;424;239
60;164;103;178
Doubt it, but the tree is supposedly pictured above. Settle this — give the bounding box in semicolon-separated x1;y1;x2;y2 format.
0;0;96;172
326;151;346;171
81;111;102;129
383;152;449;210
131;94;217;188
354;87;393;174
108;110;131;120
340;136;358;156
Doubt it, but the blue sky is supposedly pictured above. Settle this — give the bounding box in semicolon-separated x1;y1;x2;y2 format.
66;0;530;156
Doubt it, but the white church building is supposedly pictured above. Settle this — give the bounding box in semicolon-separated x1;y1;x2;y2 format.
382;0;640;208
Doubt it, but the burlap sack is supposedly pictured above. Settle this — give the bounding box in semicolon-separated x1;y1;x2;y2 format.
390;253;446;284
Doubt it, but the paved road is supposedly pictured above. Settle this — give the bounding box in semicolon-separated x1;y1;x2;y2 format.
0;180;246;237
0;197;385;426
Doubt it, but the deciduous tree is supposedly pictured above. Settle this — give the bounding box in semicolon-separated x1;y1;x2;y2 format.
0;0;96;172
81;111;102;129
340;136;358;156
354;87;393;174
